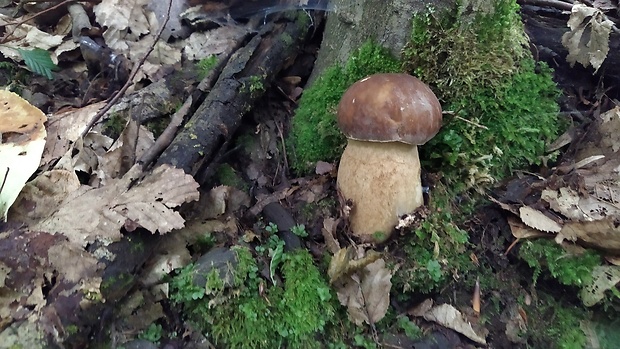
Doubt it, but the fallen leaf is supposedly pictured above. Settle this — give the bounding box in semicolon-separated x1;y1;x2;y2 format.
562;3;613;73
541;188;582;220
556;218;620;254
335;259;392;326
0;91;47;220
507;216;549;239
328;247;381;284
183;27;246;60
41;102;106;168
0;14;64;62
321;217;341;254
519;206;562;233
581;265;620;306
315;161;334;175
413;302;487;345
360;259;392;324
28;164;198;246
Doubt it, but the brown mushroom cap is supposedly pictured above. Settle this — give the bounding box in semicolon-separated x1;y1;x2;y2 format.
337;73;442;145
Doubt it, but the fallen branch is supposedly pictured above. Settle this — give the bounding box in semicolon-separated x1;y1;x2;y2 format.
156;13;310;181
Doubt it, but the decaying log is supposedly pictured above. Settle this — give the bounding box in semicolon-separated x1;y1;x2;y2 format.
157;14;310;179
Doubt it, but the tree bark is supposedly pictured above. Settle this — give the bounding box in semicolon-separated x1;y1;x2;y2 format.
309;0;454;82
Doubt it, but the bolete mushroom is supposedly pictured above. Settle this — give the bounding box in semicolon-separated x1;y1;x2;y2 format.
336;73;442;242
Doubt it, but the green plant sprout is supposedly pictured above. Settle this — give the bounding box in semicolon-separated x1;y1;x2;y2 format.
290;224;308;237
138;323;163;344
266;222;279;234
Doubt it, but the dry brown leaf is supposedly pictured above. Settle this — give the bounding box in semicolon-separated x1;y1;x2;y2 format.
0;228;103;332
562;3;613;73
335;259;392;326
556;218;620;254
580;265;620;307
42;102;105;168
95;123;156;184
148;0;189;41
519;206;562;233
541;188;582;220
30;164;198;246
0;14;64;62
328;247;381;284
94;0;181;80
95;0;151;50
197;185;250;220
488;196;519;215
360;259;392;324
10;168;81;223
507;216;550;239
183;27;246;60
315;161;335;175
0;91;47;220
414;302;487;345
47;242;102;284
139;233;193;286
321;217;341;254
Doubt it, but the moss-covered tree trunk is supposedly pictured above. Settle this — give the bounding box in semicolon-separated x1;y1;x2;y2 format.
309;0;454;82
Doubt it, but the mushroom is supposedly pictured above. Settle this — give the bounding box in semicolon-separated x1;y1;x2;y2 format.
336;73;442;242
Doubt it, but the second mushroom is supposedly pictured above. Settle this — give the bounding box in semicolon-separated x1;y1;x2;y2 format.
336;73;442;242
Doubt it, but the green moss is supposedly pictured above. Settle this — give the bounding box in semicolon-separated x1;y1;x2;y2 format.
392;187;472;296
524;292;588;349
281;32;294;46
65;324;79;336
100;272;134;298
519;239;601;289
215;164;248;191
170;247;336;349
103;112;126;139
248;75;265;93
288;41;401;173
144;117;169;138
294;10;312;29
289;0;562;185
403;0;563;190
197;55;218;80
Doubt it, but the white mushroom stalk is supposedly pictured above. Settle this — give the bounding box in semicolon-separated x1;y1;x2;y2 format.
336;73;442;242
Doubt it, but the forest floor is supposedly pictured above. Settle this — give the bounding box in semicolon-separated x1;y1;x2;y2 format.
1;1;619;349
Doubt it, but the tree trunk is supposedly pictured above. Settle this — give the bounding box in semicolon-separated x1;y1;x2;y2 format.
310;0;454;82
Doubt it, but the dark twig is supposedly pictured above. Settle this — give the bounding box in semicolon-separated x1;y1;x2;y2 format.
80;0;173;138
138;96;193;168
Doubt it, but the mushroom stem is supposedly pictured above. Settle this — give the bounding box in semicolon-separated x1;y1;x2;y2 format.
336;139;424;242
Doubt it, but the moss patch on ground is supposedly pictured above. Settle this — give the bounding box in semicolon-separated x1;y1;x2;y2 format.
169;247;336;349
